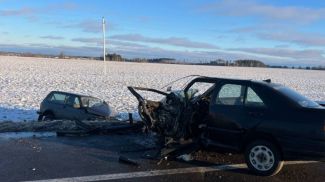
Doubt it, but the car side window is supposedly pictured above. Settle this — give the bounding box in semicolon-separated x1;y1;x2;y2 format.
65;95;80;107
245;87;265;107
49;93;67;104
74;97;80;105
216;84;245;105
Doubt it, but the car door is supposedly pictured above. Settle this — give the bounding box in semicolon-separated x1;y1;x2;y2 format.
61;94;85;120
243;85;268;129
206;81;248;149
47;92;68;119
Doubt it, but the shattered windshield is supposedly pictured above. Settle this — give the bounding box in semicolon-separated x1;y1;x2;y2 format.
171;89;199;101
160;75;201;91
81;97;104;108
187;82;215;97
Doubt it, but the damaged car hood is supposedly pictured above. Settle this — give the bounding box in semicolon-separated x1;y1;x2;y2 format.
87;103;112;117
128;86;199;139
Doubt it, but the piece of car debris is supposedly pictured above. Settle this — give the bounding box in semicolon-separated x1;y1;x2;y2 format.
118;156;139;166
176;154;193;162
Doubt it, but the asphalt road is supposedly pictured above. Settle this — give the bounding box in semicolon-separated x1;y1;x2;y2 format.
0;132;324;182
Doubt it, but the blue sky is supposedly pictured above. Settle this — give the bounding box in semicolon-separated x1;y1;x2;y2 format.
0;0;325;66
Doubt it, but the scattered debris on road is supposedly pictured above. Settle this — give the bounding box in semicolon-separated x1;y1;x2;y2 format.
0;118;143;134
118;156;140;166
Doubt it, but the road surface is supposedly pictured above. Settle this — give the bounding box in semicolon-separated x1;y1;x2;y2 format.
0;132;324;182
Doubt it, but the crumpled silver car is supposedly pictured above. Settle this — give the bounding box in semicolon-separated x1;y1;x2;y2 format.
37;91;112;121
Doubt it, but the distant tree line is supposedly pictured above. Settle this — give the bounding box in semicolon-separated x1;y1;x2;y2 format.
105;53;123;61
102;53;325;70
202;59;325;70
199;59;266;67
104;54;267;68
104;53;176;63
1;51;324;70
0;51;97;60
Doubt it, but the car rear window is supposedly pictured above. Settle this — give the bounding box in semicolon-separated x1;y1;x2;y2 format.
245;87;265;107
275;86;319;108
49;93;67;104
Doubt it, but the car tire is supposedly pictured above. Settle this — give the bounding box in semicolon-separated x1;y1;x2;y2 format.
244;140;284;176
42;113;55;121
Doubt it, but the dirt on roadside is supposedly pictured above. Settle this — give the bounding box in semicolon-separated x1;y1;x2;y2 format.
0;119;135;133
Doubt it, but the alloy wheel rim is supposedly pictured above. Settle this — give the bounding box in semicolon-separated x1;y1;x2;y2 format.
249;145;275;171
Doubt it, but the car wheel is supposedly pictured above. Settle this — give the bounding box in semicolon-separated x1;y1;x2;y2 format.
245;140;284;176
42;113;55;121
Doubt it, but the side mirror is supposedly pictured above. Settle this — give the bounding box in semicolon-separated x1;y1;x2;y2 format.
167;86;172;92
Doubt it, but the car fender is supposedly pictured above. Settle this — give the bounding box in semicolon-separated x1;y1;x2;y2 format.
241;120;282;149
241;130;283;154
42;110;54;116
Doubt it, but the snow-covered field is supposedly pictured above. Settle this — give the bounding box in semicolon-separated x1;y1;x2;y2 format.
0;56;325;122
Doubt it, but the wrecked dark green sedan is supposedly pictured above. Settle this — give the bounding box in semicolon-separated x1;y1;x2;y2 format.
129;76;325;176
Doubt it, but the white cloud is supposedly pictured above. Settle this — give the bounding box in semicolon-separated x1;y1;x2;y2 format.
0;7;34;16
40;35;65;40
257;31;325;47
0;2;78;20
71;37;101;44
5;35;325;65
231;47;325;60
62;19;116;33
201;0;325;23
110;34;219;49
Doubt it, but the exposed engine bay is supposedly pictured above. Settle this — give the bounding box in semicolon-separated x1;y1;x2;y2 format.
128;76;216;157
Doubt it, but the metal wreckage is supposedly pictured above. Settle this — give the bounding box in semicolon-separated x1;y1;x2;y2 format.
127;76;211;159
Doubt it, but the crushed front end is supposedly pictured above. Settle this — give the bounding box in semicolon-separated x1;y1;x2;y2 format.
128;78;215;158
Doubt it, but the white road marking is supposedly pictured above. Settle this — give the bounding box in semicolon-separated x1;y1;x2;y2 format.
284;161;318;165
24;161;317;182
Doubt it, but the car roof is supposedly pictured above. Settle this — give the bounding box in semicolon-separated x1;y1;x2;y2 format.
194;76;274;84
191;76;283;89
49;91;93;98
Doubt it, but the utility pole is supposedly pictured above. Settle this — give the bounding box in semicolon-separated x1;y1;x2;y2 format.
102;17;106;62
